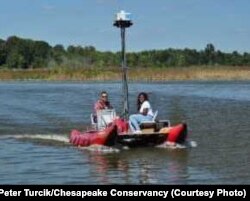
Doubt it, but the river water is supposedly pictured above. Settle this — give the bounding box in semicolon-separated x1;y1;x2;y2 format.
0;81;249;184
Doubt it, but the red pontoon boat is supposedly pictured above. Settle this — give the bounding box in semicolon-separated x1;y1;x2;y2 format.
69;11;188;148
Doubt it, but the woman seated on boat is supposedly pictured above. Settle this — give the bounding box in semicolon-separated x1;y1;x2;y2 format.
93;91;113;122
129;92;154;134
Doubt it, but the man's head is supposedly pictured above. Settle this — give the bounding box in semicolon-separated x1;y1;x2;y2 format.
100;91;108;101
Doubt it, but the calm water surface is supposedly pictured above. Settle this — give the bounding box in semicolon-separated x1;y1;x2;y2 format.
0;81;249;184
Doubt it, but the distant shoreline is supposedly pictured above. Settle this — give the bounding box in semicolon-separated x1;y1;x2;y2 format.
1;66;250;81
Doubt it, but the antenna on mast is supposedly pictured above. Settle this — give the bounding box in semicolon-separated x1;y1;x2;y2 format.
113;10;133;120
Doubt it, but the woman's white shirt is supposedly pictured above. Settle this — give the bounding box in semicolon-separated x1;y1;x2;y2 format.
139;100;154;116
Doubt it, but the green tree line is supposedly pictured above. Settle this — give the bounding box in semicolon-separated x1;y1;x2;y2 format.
1;36;250;69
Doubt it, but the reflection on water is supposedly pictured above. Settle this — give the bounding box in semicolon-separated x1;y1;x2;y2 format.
87;149;192;184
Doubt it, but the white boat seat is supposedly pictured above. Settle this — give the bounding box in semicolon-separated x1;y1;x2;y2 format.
91;109;116;130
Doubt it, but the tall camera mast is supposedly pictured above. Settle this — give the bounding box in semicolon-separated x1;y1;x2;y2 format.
113;10;133;120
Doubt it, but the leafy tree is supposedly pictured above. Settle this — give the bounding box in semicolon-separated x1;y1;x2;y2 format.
5;36;28;68
51;44;65;65
0;39;7;66
243;53;250;65
31;41;51;68
204;43;216;65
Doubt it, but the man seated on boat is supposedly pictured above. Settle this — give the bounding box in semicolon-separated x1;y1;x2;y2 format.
93;91;113;123
129;92;154;134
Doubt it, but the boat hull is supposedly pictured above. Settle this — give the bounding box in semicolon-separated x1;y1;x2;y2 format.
69;121;187;148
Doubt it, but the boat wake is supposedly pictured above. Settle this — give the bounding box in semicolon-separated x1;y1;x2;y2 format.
156;140;197;149
0;134;70;144
77;144;121;153
0;134;120;153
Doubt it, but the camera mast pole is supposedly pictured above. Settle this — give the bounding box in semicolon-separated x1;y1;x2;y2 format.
113;11;133;120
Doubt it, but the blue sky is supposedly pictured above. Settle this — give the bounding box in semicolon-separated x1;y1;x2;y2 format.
0;0;249;53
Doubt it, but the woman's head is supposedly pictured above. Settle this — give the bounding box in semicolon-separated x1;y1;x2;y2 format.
138;92;148;102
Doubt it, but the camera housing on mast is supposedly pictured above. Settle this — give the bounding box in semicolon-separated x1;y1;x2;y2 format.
113;10;133;28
